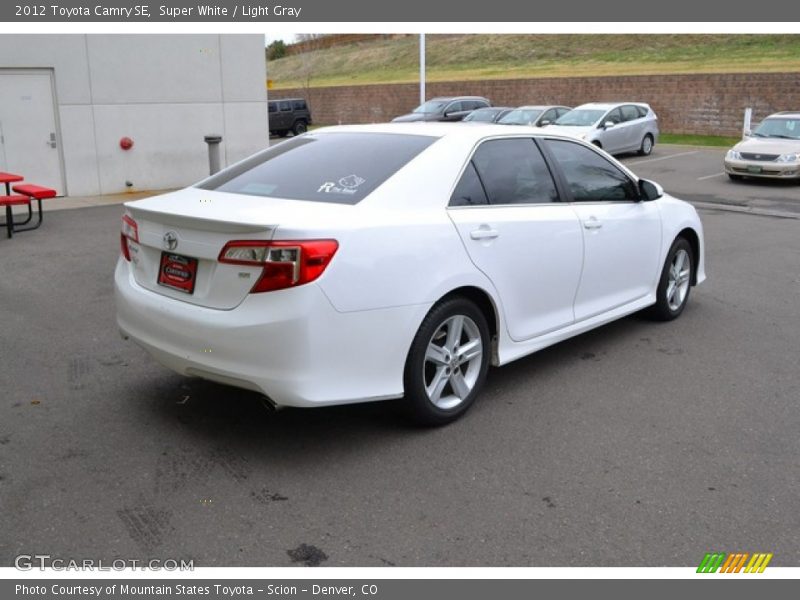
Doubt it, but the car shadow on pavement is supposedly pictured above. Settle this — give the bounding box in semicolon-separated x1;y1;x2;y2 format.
136;310;656;460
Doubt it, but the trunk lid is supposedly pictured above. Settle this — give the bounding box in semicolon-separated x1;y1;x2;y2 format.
123;187;350;309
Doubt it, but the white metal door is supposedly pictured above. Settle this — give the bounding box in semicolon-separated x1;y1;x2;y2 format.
571;201;662;321
0;70;64;193
450;205;584;341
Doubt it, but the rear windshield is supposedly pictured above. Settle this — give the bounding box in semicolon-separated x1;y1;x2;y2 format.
196;132;437;204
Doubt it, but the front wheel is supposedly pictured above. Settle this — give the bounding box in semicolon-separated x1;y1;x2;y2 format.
402;298;491;426
638;134;654;156
648;237;694;321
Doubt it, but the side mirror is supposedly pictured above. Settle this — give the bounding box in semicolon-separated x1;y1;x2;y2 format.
540;119;551;126
639;179;663;201
743;129;752;138
603;121;616;129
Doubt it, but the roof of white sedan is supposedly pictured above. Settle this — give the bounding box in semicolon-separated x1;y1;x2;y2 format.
308;122;552;141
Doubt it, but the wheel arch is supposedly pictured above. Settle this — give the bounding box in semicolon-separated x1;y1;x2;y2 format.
676;227;701;285
435;285;501;365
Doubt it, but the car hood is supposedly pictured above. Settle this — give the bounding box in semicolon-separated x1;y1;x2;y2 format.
733;137;800;154
537;125;594;138
391;113;437;123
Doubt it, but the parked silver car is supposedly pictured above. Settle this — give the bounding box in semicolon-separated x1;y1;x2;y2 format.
542;102;659;156
724;111;800;181
497;105;571;127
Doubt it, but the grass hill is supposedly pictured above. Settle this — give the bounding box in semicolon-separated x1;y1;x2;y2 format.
267;34;800;89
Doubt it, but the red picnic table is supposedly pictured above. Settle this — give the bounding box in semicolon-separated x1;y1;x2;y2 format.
0;171;23;196
0;172;56;238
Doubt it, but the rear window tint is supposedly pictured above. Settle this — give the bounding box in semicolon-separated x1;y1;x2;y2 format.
196;133;437;205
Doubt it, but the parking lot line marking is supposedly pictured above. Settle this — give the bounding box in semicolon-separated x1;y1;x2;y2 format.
698;172;726;181
628;151;699;166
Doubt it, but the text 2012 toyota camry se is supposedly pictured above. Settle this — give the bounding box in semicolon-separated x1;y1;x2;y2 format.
115;123;705;425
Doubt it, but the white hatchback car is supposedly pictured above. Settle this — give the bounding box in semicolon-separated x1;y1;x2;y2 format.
542;102;660;156
116;124;705;424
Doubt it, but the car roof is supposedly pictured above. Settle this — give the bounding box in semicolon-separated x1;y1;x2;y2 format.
511;105;568;110
572;102;651;111
767;111;800;118
269;97;306;102
429;96;489;101
307;122;584;143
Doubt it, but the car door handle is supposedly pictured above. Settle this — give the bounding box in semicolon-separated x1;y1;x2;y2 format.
470;228;499;240
583;217;603;230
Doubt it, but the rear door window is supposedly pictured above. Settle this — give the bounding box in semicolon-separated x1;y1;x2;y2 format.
621;105;640;122
197;133;437;205
471;139;559;205
450;162;489;207
279;101;291;112
292;100;307;110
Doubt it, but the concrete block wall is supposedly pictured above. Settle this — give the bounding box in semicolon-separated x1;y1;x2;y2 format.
0;34;268;196
275;72;800;136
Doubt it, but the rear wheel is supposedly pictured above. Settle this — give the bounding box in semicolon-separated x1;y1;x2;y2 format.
638;134;654;156
402;298;490;426
648;237;694;321
292;121;307;136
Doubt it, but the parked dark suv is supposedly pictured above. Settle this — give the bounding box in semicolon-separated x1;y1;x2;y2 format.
268;98;313;137
392;96;491;123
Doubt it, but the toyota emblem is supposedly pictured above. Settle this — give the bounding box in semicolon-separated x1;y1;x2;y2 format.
163;231;178;251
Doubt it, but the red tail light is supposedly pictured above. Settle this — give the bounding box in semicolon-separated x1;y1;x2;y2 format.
120;215;138;261
218;239;338;293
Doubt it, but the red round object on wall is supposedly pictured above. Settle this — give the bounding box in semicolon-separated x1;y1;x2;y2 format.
119;137;134;151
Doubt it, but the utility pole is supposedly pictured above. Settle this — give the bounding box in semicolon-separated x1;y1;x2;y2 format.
420;34;426;105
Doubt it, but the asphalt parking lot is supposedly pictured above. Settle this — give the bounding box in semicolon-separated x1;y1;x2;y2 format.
1;173;799;568
618;145;800;217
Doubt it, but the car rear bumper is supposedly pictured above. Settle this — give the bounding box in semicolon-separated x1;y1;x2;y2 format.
724;159;800;179
115;259;430;407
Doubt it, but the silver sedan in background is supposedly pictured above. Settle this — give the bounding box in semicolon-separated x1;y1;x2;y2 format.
497;105;572;127
542;102;659;156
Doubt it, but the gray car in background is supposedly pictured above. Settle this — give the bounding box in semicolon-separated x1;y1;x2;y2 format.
392;96;491;122
497;105;571;127
542;102;659;156
462;106;513;123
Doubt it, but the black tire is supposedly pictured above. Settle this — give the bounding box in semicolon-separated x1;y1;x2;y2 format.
647;237;694;322
402;297;491;426
292;121;307;136
638;134;654;156
728;173;743;181
277;130;289;138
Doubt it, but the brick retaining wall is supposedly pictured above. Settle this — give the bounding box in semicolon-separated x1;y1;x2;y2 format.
273;72;800;136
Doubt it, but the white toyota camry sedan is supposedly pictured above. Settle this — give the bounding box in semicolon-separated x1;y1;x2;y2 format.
115;123;705;425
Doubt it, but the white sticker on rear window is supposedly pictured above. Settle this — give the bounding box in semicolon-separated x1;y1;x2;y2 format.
317;174;366;195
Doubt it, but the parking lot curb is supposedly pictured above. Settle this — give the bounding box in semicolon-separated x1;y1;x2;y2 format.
691;200;800;220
